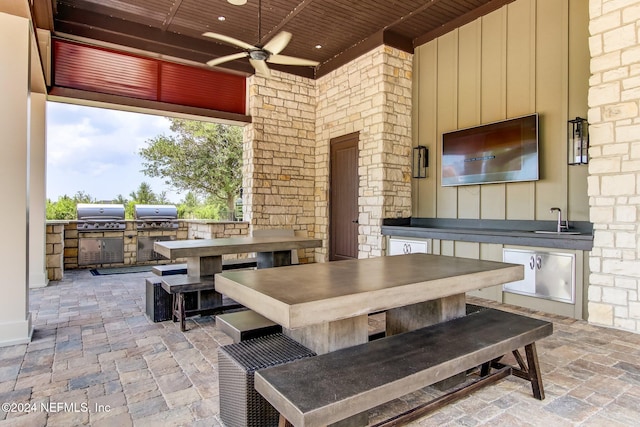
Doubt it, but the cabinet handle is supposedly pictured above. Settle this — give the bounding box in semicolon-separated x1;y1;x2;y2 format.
529;255;535;270
536;255;542;270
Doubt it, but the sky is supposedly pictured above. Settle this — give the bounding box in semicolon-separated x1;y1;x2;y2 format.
46;102;183;203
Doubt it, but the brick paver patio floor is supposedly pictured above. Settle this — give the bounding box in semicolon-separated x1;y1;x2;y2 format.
1;269;639;426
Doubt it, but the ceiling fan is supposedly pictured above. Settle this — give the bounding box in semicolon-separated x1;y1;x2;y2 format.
202;1;319;78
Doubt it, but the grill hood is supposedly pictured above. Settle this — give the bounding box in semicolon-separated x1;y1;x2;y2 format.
76;203;125;220
134;204;178;220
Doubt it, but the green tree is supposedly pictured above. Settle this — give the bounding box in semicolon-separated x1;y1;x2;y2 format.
73;191;93;203
45;192;96;220
177;191;200;219
139;119;242;218
129;182;157;204
125;182;166;218
46;195;77;220
114;194;129;205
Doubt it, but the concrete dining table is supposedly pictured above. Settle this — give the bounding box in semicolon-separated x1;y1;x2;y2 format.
215;253;524;354
153;235;322;331
154;235;323;276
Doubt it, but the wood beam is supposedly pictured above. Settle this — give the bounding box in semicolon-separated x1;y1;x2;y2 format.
48;86;252;124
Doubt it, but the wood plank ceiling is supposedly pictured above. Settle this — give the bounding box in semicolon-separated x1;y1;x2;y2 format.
32;0;515;79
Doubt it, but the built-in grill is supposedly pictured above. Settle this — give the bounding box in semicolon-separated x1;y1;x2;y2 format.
76;203;126;231
76;203;126;266
134;204;179;230
135;204;179;262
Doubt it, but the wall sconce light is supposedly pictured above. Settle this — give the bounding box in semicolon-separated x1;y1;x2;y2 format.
412;145;428;178
568;117;589;165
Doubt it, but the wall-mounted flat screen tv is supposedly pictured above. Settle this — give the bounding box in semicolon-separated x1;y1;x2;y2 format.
441;114;539;186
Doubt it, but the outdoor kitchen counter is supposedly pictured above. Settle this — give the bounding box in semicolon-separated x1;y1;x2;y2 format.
382;218;593;251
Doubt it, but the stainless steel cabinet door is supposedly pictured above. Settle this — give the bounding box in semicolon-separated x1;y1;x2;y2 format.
388;239;429;255
535;251;575;303
503;249;536;294
503;248;575;304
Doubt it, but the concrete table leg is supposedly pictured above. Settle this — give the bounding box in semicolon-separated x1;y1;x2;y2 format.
284;314;369;355
386;294;467;390
257;250;292;269
185;256;224;313
186;255;222;277
385;294;466;335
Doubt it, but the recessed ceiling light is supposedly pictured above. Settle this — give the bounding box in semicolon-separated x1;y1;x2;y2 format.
218;16;226;21
315;45;322;49
227;0;247;5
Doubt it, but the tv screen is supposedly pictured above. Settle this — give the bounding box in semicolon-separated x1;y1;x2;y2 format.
441;114;539;186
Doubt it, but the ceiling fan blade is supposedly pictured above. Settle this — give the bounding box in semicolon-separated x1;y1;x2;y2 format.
250;58;272;78
202;32;256;50
263;31;292;55
268;54;320;67
206;52;248;67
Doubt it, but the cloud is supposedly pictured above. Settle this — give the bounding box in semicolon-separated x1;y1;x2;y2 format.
46;102;181;202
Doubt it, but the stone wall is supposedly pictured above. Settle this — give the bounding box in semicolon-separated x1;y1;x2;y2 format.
244;71;318;263
184;220;251;261
48;220;248;276
587;0;640;332
315;45;413;259
185;220;249;239
46;222;65;281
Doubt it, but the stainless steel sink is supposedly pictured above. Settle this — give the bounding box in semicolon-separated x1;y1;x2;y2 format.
533;230;581;235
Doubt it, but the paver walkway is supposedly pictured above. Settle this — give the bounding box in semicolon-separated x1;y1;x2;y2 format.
0;269;639;426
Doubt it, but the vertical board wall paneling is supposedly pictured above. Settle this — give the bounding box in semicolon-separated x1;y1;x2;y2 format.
412;0;587;224
411;48;421;218
457;21;482;219
471;243;505;301
435;30;459;218
535;0;569;221
414;42;438;218
505;0;537;220
480;7;508;219
567;0;590;221
441;240;455;256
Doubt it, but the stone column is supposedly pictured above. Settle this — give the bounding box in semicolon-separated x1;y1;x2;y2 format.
587;0;640;332
243;71;317;262
316;46;413;260
0;11;33;345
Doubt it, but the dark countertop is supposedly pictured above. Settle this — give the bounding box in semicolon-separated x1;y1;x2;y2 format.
382;218;593;251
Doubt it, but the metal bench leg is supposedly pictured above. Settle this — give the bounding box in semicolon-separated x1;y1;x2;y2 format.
172;293;186;332
278;415;293;427
178;293;186;332
525;343;544;400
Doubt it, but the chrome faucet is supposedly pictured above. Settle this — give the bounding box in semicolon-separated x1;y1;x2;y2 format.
550;207;568;232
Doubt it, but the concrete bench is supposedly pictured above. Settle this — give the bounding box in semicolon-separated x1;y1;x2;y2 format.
151;257;258;276
255;308;552;427
217;310;282;343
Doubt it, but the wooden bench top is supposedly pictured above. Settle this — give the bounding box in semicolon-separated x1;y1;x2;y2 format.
160;275;215;294
255;308;552;427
